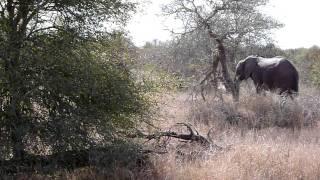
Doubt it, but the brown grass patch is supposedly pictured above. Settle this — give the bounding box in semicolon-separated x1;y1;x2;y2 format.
149;86;320;180
152;128;320;180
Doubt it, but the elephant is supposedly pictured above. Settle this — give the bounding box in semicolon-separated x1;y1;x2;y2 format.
235;55;299;98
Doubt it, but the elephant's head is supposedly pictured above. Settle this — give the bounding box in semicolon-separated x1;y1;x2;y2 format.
235;56;258;81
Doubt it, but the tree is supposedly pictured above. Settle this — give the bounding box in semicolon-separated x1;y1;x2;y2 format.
283;46;320;86
163;0;282;100
0;0;147;161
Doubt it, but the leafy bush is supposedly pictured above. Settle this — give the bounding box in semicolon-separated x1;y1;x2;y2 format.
0;31;150;159
285;46;320;86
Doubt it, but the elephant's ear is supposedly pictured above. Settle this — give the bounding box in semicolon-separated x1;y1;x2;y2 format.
244;57;258;79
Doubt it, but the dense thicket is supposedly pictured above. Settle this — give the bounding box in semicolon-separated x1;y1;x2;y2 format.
0;0;149;163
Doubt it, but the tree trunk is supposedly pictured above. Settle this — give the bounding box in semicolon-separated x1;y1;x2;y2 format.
3;1;28;160
6;52;26;161
207;31;239;101
6;42;26;160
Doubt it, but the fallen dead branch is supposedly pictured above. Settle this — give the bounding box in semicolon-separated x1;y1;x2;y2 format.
128;123;223;151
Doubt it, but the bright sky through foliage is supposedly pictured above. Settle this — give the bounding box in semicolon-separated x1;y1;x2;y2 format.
128;0;320;49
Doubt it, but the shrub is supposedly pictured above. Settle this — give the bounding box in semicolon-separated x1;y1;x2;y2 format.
0;33;151;162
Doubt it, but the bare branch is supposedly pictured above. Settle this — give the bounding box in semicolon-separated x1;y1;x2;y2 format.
127;123;219;148
25;25;60;40
21;0;50;32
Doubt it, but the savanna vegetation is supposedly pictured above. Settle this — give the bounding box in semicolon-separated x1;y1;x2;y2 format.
1;0;320;179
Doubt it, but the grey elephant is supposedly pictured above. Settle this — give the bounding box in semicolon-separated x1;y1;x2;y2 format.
235;55;299;97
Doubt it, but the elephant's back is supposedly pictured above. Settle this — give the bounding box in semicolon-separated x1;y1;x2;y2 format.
258;56;284;67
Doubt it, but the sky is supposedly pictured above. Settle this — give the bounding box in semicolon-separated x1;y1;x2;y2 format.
127;0;320;49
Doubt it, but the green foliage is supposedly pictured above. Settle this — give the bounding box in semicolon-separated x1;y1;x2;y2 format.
308;47;320;87
0;30;149;157
134;45;187;93
0;0;150;161
139;64;185;92
284;46;320;86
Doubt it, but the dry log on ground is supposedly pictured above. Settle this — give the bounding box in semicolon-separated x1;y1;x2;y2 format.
129;123;222;150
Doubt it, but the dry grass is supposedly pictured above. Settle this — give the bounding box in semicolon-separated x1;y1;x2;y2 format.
152;128;320;180
13;87;320;179
148;86;320;180
190;87;320;130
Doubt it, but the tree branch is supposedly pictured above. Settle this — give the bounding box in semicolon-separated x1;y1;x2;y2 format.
128;123;221;149
26;25;60;40
21;0;50;33
0;1;6;19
